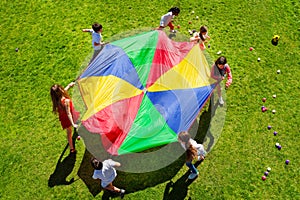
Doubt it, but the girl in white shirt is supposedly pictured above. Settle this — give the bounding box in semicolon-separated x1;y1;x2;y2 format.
157;7;180;32
190;25;211;50
178;131;206;179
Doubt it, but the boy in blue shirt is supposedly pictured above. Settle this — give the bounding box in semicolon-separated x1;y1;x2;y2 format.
83;23;105;61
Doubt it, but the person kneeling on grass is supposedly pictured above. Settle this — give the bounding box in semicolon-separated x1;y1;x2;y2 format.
178;131;207;180
91;157;125;198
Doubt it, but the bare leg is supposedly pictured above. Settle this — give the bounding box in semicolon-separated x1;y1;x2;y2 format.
104;183;121;193
66;126;74;151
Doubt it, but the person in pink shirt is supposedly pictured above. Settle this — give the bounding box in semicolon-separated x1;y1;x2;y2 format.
211;56;232;105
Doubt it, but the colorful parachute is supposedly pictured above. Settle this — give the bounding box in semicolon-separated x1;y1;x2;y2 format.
77;30;216;155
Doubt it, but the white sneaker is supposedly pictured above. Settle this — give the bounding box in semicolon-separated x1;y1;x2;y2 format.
219;96;224;105
120;189;125;199
188;171;199;179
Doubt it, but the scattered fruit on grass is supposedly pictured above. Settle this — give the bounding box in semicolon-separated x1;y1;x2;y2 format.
249;47;254;51
257;57;261;62
262;176;266;181
277;69;281;74
272;109;276;114
272;94;277;98
196;16;199;19
15;48;19;52
188;21;192;24
273;131;278;136
262;97;266;102
77;136;81;140
268;125;272;130
217;51;222;55
267;167;271;172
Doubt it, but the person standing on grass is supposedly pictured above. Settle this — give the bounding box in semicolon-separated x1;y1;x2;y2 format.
82;22;106;61
91;157;125;199
50;82;80;154
157;7;180;32
178;131;207;180
190;25;211;50
211;56;232;105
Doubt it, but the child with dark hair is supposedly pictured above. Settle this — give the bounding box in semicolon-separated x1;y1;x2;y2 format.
211;56;233;105
178;131;206;180
91;158;125;198
82;22;105;61
50;82;80;153
190;25;211;50
157;7;180;32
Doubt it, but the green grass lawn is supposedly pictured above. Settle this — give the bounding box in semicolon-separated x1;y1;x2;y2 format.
0;0;299;199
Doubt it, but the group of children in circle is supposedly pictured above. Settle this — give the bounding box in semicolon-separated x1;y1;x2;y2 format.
49;6;233;198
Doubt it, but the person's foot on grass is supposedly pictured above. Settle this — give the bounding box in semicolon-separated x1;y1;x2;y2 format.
188;171;199;180
120;189;125;199
219;96;224;105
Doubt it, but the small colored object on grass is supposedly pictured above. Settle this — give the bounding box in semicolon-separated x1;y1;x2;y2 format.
267;167;271;172
191;11;195;14
77;135;81;140
272;35;280;46
217;51;222;55
275;143;280;148
272;109;276;114
177;25;180;29
277;145;282;150
285;160;290;165
273;131;278;136
208;44;211;48
262;175;266;181
261;106;267;112
264;171;269;176
272;94;277;98
257;57;261;62
262;97;266;102
188;21;192;24
249;47;254;51
15;48;19;52
196;16;199;19
277;69;281;74
188;30;193;35
268;125;272;130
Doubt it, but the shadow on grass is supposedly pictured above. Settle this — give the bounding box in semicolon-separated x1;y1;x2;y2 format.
77;98;220;199
77;148;186;198
163;160;204;200
48;129;79;187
